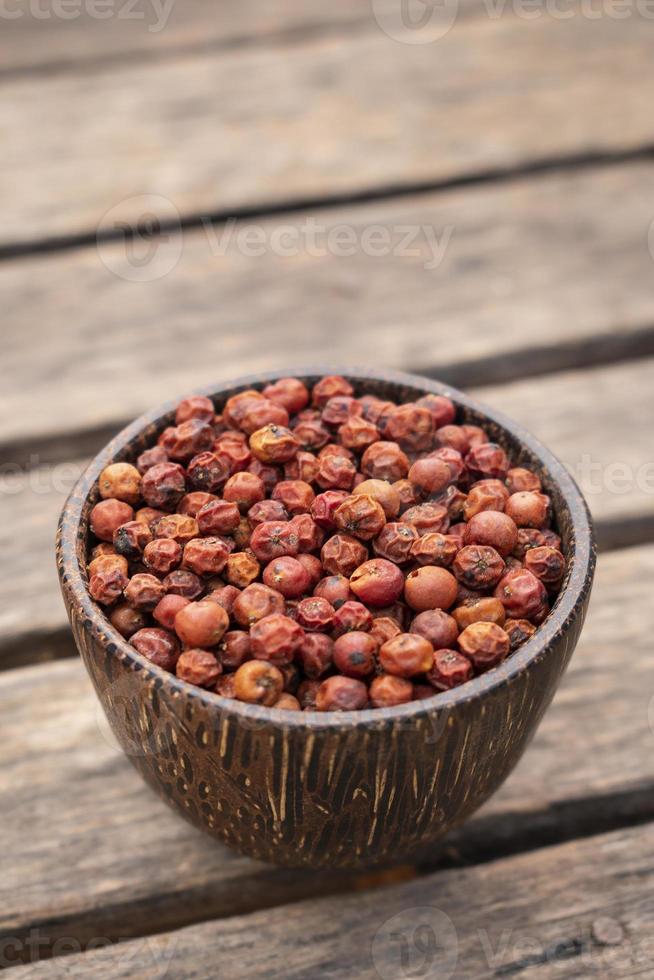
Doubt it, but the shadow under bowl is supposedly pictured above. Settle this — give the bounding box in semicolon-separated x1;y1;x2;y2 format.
57;367;595;870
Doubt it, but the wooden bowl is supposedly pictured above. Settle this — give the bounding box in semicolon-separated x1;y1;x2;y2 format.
57;368;595;869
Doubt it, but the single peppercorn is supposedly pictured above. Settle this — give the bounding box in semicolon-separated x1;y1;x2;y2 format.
141;462;187;511
163;569;204;600
410;609;459;649
250;521;300;562
205;583;241;617
313;574;353;608
299;633;334;679
113;520;152;561
263;377;310;414
320;533;368;577
453;545;505;590
504;618;537;650
153;594;191;631
233;583;285;627
89;566;129;606
374;522;419;565
505;491;551;529
408;457;451;496
427;649;473;691
333;631;377;679
124;573;166;611
416;393;456;428
98;462;142;505
506;467;542;494
332;600;374;637
334;494;386;541
88;553;129;580
143;537;183;577
262;556;310;598
183;536;231;577
312;374;354;407
494;567;548;620
465;442;511;481
361;441;410;481
524;546;565;587
369;615;402;647
350;558;404;607
410;532;458;568
272;480;315;515
401;502;450;535
176;649;222;688
250;613;305;666
90;499;135;543
215;674;238;699
464;510;519;558
159;419;214;462
109;603;147;639
452;596;506;631
131;628;180;672
136;445;168;475
174;599;229;648
379;633;433;678
224;551;260;589
234;660;284;706
316;675;368;711
463;480;509;521
250;424;299;463
458;621;510;670
296;596;335;632
223;472;266;512
248;499;289;527
386;404;434;452
405;566;458;612
175;394;215;425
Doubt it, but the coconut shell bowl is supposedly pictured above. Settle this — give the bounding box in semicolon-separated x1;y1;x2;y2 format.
57;368;595;870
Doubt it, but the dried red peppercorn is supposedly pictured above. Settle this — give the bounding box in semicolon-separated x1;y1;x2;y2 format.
458;621;510;670
160;419;214;462
379;633;433;678
410;532;458;568
453;545;505;590
506;467;542;494
333;632;377;679
250;613;305;666
89;566;129;606
361;441;410;481
386;404;434;452
272;480;315;515
232;583;285;627
183;536;231;577
320;533;368;577
136;445;168;475
250;424;299;463
401;502;450;535
186;452;230;493
110;603;147;639
205;584;241;617
334;494;386;541
410;609;459;649
262;556;310;598
131;627;180;671
408;457;451;496
427;649;473;691
370;615;402;647
465;442;511;481
505;491;551;529
90;499;135;543
405;566;458;612
98;463;142;505
312;375;354;407
494;567;548;620
113;520;152;561
225;551;260;589
263;377;310;414
284;451;320;484
435;425;469;455
141;462;187;511
452;596;506;631
153;593;191;631
174;599;229;647
124;573;166;611
234;660;284;706
311;490;350;529
504;618;537;650
296;553;323;589
350;558;404;607
464;510;518;558
313;574;353;608
143;537;183;577
463;480;509;521
316;454;357;491
290;513;324;553
316;675;368;711
163;569;204;600
175;395;215;425
524;546;565;587
332;600;374;636
250;521;300;562
296;596;335;632
177;649;222;688
416;394;456;428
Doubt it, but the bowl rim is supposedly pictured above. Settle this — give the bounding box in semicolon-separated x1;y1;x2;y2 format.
58;366;596;730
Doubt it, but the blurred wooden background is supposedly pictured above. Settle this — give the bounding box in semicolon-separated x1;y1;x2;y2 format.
2;1;654;975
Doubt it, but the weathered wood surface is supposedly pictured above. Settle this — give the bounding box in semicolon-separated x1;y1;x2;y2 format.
8;821;654;978
3;162;654;460
0;0;373;75
2;355;652;668
2;543;653;958
3;17;654;248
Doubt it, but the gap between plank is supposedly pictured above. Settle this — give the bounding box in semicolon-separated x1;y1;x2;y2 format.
1;146;654;264
3;781;653;968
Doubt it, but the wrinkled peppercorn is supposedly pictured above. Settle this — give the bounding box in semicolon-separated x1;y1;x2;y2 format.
410;609;459;649
333;631;377;678
316;675;368;711
131;627;180;671
225;551;260;589
141;462;187;511
125;573;166;611
374;522;419;564
332;600;374;636
90;499;135;543
453;545;505;590
334;494;386;541
458;621;510;670
183;536;231;577
250;424;299;463
110;603;147;638
99;463;142;505
504;618;537;649
361;441;410;481
177;649;222;688
452;596;506;631
524;546;565;587
380;633;433;677
232;583;285;627
163;569;204;600
90;566;129;606
113;520;152;561
143;538;183;576
410;532;458;568
427;649;473;691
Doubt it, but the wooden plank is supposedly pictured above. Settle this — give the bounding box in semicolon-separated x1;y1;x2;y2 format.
2;543;654;959
2;16;654;248
3;162;654;459
0;0;372;75
2;355;652;668
11;821;651;978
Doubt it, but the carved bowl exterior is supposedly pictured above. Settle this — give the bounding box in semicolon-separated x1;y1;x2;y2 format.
57;368;595;869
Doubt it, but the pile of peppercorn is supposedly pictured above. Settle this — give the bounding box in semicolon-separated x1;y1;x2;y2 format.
87;376;566;711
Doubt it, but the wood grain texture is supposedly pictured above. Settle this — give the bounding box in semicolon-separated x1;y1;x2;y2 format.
2;542;649;956
0;0;372;75
10;821;651;978
3;162;654;457
1;356;651;669
3;16;654;247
